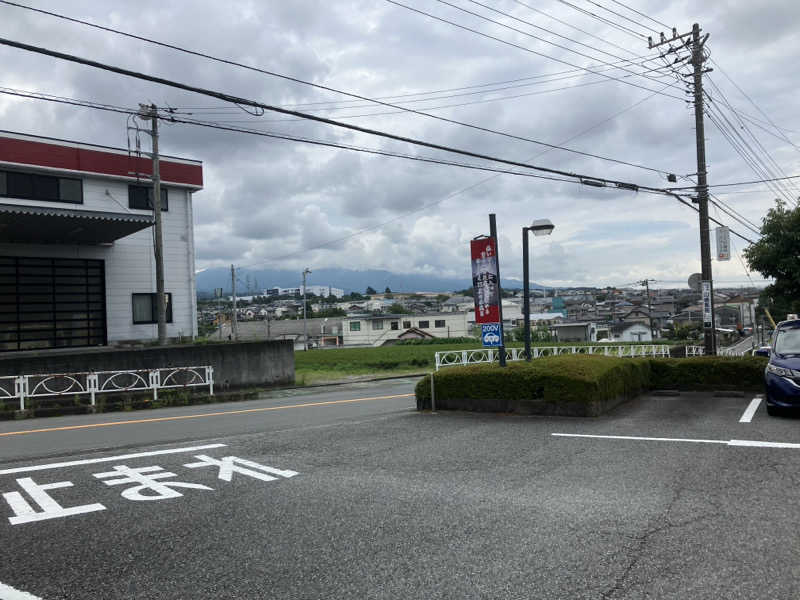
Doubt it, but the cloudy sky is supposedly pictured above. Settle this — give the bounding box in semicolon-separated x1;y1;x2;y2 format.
1;0;797;289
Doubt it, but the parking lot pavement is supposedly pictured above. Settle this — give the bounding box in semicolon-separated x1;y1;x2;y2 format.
0;387;798;599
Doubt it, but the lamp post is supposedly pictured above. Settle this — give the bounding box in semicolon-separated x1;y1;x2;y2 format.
523;219;555;360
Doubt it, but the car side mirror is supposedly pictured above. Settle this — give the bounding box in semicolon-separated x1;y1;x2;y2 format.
753;347;770;358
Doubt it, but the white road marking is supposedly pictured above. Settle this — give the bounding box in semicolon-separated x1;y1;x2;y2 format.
0;581;43;599
551;433;727;445
739;397;762;423
552;433;800;449
2;477;106;525
0;444;227;476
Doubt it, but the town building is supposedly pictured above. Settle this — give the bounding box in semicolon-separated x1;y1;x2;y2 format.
265;285;344;298
342;312;470;346
0;130;203;351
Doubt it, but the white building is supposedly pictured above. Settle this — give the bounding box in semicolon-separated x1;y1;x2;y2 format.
265;285;344;298
342;312;470;346
0;130;203;351
611;322;652;343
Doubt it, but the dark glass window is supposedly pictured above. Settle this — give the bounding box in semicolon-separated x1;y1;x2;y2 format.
132;293;173;324
435;320;446;328
0;170;82;204
418;320;430;329
129;185;169;211
403;321;411;328
391;321;399;330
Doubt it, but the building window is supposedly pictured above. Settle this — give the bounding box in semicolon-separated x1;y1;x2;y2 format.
435;320;446;328
129;185;169;211
372;320;383;330
418;320;430;329
0;169;83;204
132;293;173;324
403;321;411;329
391;321;399;330
349;321;361;331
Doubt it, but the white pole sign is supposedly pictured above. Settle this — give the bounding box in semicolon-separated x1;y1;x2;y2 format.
716;226;730;261
702;281;712;328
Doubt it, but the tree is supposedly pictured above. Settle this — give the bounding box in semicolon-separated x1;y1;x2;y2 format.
384;286;392;294
743;199;800;320
365;286;377;295
387;303;406;314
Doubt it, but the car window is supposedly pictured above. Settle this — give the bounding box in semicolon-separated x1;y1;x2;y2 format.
774;326;800;355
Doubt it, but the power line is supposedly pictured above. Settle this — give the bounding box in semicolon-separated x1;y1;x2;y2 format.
510;0;641;57
0;35;687;189
668;173;800;190
464;0;639;62
581;0;660;34
0;0;676;175
427;0;684;95
607;0;671;30
382;0;686;101
552;0;647;40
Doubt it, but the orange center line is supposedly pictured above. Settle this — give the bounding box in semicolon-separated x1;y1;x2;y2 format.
0;393;415;437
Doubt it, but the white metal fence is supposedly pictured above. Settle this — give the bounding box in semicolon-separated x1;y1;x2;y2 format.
685;345;752;357
434;345;671;371
0;366;214;411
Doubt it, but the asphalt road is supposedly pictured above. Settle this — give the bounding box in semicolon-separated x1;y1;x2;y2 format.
0;379;797;599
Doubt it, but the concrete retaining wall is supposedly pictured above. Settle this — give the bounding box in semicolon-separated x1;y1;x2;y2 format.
0;340;294;388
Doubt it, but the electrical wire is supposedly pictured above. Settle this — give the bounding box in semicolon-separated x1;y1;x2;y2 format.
581;0;660;34
667;173;800;190
510;0;640;57
607;0;671;30
552;0;647;40
0;0;677;175
383;0;685;101
427;0;684;95
0;36;689;188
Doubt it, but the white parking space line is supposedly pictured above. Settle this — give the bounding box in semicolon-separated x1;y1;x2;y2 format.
0;581;42;599
552;433;800;449
739;397;762;423
0;444;227;476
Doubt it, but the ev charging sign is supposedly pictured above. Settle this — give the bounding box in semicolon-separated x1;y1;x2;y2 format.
481;323;502;347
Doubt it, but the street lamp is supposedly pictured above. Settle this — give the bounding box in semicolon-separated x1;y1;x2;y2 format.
302;267;311;351
523;219;555;360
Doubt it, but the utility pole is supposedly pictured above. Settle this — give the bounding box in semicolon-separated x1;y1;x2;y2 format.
138;103;167;345
302;267;311;351
649;23;715;354
638;279;656;340
231;264;238;341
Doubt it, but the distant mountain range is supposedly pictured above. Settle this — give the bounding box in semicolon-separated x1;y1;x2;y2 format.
195;267;545;295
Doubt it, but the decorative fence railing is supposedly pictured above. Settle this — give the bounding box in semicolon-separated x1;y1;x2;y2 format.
0;366;213;411
434;345;671;371
686;345;753;357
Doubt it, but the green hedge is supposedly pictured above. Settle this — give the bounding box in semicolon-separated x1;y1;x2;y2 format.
415;355;767;415
648;356;766;390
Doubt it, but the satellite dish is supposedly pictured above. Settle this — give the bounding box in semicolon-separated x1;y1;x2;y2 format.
688;273;702;292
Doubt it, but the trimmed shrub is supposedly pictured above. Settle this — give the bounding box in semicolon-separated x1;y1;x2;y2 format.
416;355;651;416
416;355;767;415
648;356;766;390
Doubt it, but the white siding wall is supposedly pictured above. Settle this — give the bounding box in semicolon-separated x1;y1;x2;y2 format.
342;313;469;346
0;177;198;343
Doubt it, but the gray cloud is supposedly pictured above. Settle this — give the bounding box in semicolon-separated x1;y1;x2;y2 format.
0;0;794;287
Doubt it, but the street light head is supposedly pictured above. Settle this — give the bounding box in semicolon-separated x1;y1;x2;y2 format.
529;218;555;237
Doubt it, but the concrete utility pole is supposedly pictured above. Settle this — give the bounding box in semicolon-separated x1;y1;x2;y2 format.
138;103;167;345
231;264;238;341
639;279;656;339
648;24;715;354
302;267;311;351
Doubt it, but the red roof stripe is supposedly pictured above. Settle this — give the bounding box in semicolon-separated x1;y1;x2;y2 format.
0;136;203;188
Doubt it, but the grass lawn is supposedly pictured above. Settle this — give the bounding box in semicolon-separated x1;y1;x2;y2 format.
293;340;677;385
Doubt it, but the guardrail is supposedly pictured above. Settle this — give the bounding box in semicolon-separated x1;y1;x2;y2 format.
685;345;705;356
686;344;753;357
0;366;213;411
434;345;671;371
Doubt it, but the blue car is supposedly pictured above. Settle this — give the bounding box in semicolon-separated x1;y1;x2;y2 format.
757;317;800;415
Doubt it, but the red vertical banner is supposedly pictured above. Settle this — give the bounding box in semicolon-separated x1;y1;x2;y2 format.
470;238;500;324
